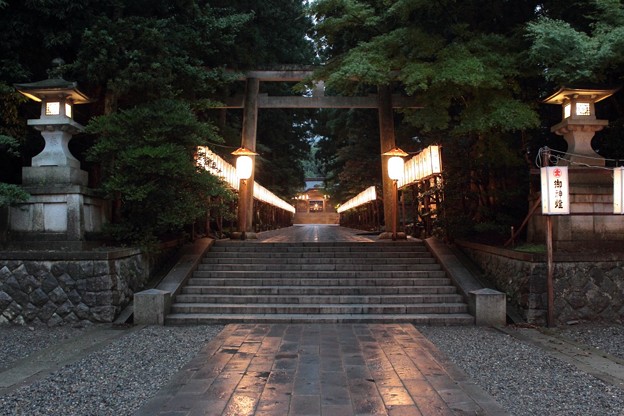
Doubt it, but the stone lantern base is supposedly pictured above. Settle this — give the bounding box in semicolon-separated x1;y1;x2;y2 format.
527;168;623;250
2;166;110;250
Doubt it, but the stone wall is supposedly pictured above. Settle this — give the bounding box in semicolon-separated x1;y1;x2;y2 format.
457;241;624;325
0;249;149;326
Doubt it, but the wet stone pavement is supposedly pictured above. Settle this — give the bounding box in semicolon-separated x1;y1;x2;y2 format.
257;225;377;243
134;323;507;416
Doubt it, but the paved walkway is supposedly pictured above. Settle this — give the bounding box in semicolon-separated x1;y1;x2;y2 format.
135;323;507;416
135;226;507;415
257;225;377;243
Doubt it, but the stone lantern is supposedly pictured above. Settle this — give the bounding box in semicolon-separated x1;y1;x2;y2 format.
543;86;618;167
9;75;109;248
15;78;91;186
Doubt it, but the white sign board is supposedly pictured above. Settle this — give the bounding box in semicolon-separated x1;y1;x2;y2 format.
540;166;570;215
615;167;624;214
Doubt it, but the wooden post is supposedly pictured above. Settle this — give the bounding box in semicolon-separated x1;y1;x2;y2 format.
546;215;554;327
238;78;259;237
400;189;406;234
378;85;397;235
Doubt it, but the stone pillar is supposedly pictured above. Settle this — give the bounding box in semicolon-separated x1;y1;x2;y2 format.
237;78;259;239
378;85;396;234
470;288;506;327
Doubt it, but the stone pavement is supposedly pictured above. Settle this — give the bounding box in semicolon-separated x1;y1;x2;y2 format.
134;323;507;415
257;224;377;243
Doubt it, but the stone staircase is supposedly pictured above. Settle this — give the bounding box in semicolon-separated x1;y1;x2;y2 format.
165;240;474;325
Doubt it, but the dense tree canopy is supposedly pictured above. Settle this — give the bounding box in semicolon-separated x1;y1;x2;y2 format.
1;0;623;243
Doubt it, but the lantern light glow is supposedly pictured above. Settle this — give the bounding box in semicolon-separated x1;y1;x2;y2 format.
387;156;405;181
614;167;624;214
336;186;376;213
382;147;408;181
236;155;253;180
232;146;257;180
576;102;591;116
45;101;60;116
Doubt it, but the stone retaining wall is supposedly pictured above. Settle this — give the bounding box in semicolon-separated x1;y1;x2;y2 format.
0;249;150;325
458;241;624;325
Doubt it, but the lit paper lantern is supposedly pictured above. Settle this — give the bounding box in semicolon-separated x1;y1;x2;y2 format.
540;166;570;215
615;167;624;214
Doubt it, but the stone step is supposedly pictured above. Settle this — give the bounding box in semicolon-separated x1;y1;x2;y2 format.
187;277;452;287
197;263;441;272
204;251;432;259
209;245;426;253
192;270;447;279
165;313;475;325
169;302;469;315
202;256;436;264
174;293;464;304
181;285;458;296
167;239;473;326
212;241;422;248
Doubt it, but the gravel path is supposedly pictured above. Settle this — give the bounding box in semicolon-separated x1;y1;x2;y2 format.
0;324;223;416
0;324;91;370
420;325;624;416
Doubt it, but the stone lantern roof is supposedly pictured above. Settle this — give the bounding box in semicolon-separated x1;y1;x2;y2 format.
542;85;619;105
14;78;91;104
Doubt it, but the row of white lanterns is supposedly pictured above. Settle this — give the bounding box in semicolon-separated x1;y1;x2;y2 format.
336;186;377;213
195;146;295;213
398;145;442;188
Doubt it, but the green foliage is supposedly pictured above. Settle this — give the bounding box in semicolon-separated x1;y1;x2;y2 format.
69;7;252;109
0;135;29;206
527;0;624;84
86;99;234;244
0;183;29;207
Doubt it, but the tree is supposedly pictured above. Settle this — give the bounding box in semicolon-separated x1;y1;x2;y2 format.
86;99;233;244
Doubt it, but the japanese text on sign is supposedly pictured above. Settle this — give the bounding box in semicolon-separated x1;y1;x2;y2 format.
540;166;570;215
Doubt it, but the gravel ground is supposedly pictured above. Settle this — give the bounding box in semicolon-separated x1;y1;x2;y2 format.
556;324;624;361
420;325;624;416
0;324;92;370
0;324;223;416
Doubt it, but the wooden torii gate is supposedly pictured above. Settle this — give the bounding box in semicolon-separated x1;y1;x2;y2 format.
218;68;422;238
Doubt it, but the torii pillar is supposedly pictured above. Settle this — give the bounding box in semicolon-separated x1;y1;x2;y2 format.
237;78;259;239
378;85;398;236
